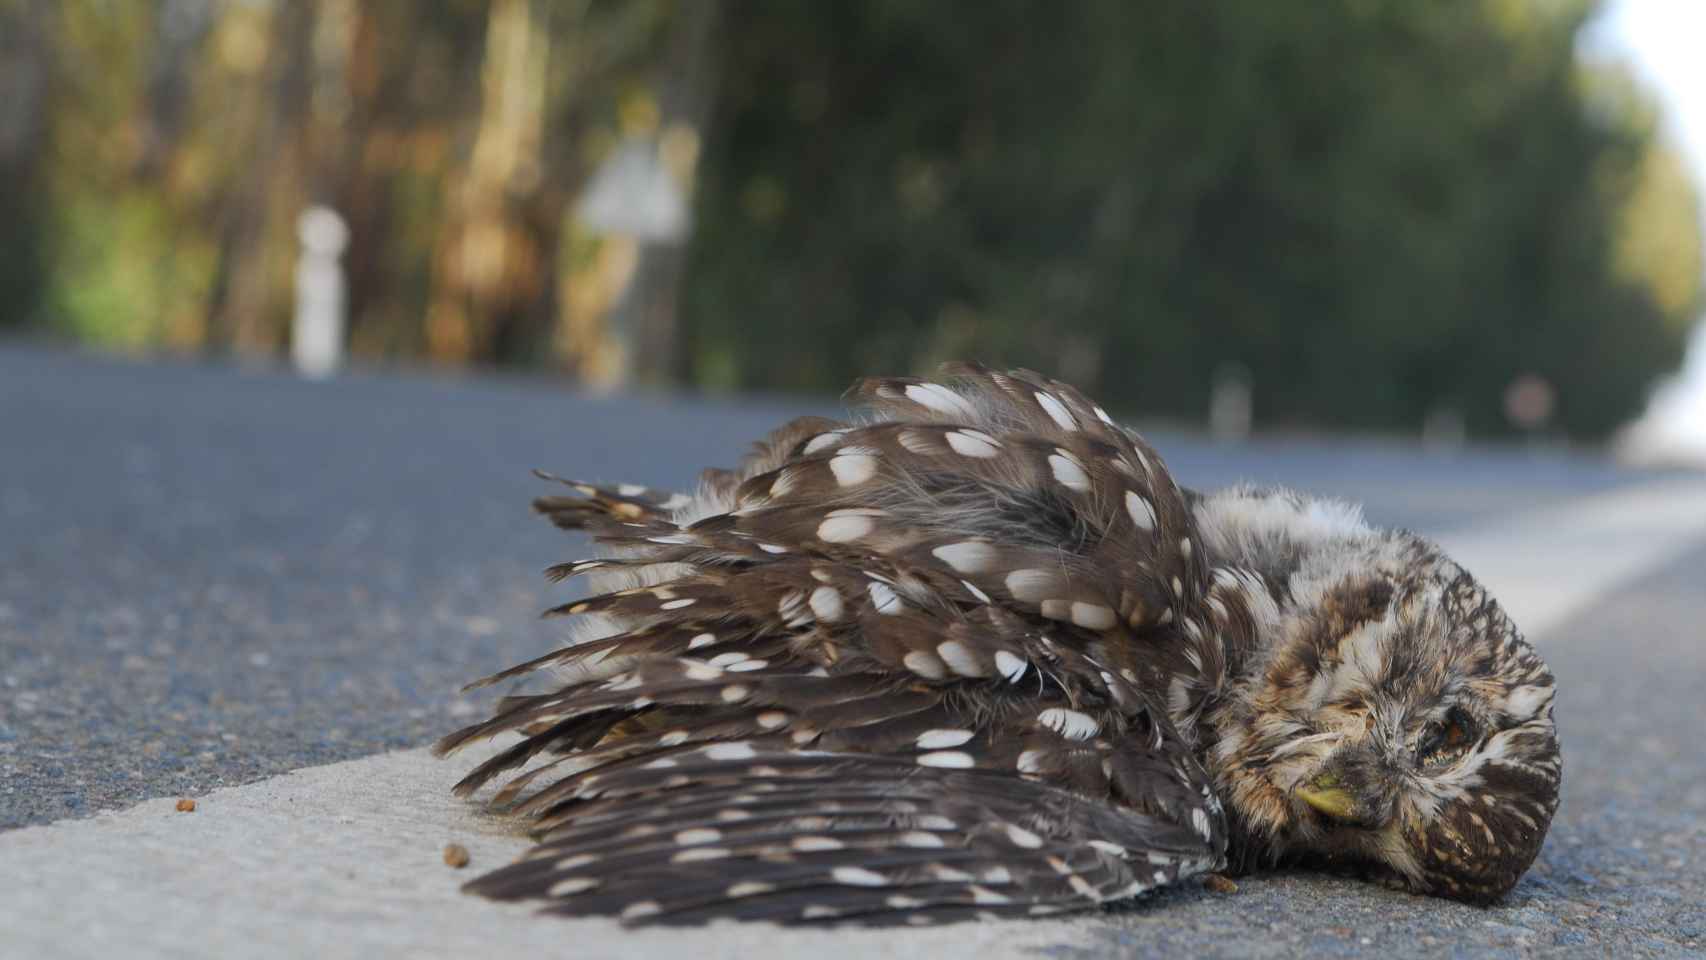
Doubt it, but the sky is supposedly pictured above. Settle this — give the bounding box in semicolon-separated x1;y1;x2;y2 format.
1582;0;1706;461
1582;0;1706;176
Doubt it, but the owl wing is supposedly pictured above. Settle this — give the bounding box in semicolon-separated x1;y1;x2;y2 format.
437;364;1243;925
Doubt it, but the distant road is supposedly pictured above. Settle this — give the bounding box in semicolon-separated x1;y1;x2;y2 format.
3;343;1703;957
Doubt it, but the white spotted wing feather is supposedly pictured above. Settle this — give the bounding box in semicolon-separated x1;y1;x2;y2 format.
438;364;1235;925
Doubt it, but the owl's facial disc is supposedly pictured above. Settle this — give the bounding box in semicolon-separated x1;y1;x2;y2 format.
1220;563;1561;903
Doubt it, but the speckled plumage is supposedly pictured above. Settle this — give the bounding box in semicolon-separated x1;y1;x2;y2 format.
436;364;1560;925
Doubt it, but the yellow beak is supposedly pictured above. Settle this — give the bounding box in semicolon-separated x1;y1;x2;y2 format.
1296;773;1357;820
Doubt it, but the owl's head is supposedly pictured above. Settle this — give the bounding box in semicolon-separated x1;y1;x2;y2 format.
1213;539;1561;903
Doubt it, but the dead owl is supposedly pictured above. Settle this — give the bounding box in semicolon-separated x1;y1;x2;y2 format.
436;363;1561;925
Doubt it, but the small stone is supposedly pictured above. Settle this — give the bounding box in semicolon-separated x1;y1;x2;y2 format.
175;798;196;812
443;843;471;869
1202;874;1238;894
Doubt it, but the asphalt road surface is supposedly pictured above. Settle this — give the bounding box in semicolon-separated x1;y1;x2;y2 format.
3;343;1704;958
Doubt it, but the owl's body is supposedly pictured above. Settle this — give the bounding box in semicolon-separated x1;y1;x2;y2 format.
437;365;1560;924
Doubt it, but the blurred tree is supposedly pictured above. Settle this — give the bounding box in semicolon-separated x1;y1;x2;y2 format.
423;0;555;364
1589;62;1705;336
17;0;679;365
0;0;1697;441
608;0;720;386
0;0;53;329
683;0;1701;439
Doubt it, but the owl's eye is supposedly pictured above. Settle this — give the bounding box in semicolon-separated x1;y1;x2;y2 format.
1418;708;1477;765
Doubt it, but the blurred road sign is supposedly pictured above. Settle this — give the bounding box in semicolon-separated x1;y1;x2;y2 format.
576;137;689;243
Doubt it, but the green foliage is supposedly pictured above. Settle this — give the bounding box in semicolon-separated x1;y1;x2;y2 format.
0;173;44;329
47;189;218;349
684;0;1698;438
0;0;1697;440
0;0;51;328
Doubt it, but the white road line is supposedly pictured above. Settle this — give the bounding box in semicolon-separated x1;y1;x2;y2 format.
5;476;1704;958
1434;476;1706;641
0;741;1071;960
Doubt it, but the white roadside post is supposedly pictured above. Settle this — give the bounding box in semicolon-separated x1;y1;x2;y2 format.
292;205;351;380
